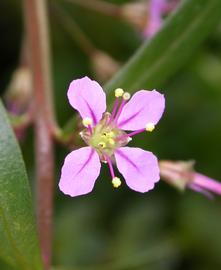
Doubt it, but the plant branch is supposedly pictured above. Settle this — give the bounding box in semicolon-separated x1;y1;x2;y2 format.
23;0;55;269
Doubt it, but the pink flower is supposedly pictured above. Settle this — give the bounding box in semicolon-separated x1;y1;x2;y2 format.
59;77;165;197
159;160;221;198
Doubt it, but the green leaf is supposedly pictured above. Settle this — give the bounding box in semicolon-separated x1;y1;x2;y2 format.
105;0;221;106
0;100;43;270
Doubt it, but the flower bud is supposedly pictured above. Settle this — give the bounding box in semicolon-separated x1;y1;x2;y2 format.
120;1;148;29
5;67;32;115
159;160;194;191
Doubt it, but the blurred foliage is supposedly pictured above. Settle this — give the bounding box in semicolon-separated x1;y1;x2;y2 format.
1;0;221;269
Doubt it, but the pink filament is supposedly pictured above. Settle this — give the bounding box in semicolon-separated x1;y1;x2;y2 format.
105;155;115;179
88;125;93;135
109;98;119;124
117;128;146;141
114;99;127;123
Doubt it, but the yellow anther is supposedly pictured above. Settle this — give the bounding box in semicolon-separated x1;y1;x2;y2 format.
98;141;106;148
123;92;131;100
115;88;124;97
145;123;155;132
108;138;115;145
102;131;115;139
107;132;114;139
112;177;121;188
82;117;92;127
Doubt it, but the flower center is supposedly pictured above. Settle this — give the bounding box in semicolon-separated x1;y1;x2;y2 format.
80;112;128;161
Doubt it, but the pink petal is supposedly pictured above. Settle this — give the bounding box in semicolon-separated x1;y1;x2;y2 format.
193;173;221;196
67;76;106;125
115;147;160;193
117;90;165;131
59;147;101;197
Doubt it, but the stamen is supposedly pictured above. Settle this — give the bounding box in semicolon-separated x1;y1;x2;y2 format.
117;123;155;141
116;128;145;141
100;132;116;146
105;155;115;179
109;98;119;123
88;125;93;135
101;131;114;139
98;141;106;148
146;123;155;132
112;177;122;188
104;155;121;188
123;92;131;100
82;117;93;134
115;88;124;97
126;128;146;137
109;88;124;124
114;92;130;122
82;117;92;127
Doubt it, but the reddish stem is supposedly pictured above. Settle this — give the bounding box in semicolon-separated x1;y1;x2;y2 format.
23;0;55;269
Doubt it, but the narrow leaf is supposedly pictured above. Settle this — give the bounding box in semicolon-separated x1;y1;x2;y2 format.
105;0;221;105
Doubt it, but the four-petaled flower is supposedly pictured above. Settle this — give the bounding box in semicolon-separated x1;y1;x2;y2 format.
59;77;165;197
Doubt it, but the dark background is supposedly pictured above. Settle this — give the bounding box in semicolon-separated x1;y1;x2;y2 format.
1;1;221;269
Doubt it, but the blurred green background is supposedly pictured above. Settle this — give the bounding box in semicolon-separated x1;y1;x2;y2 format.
1;0;221;269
